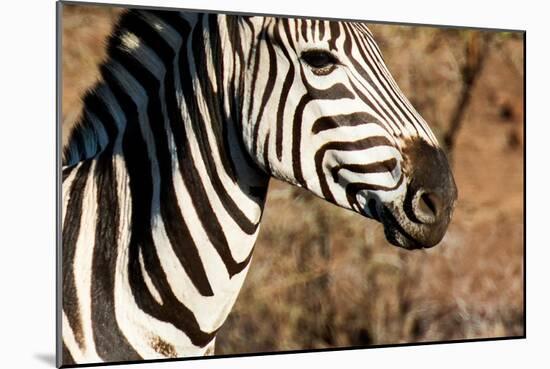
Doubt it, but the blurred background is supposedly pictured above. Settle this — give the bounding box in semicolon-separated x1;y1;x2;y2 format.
61;4;524;355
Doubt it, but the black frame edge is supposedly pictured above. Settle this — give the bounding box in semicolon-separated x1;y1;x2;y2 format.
55;1;528;368
58;0;526;33
56;1;64;368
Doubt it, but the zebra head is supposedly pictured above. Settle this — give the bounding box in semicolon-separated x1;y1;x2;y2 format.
237;17;457;249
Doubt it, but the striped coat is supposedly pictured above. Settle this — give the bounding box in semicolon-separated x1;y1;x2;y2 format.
61;8;456;365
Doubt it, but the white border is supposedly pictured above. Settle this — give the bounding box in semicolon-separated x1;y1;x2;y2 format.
1;0;546;368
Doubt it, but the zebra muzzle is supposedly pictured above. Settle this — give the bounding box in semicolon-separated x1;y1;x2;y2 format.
381;139;458;249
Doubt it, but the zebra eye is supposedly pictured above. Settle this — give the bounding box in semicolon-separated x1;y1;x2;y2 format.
301;49;339;76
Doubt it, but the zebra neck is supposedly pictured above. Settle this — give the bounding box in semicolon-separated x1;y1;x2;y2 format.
63;10;270;233
62;11;274;359
62;9;271;322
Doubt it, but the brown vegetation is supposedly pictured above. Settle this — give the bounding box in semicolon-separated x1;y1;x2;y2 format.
61;4;525;355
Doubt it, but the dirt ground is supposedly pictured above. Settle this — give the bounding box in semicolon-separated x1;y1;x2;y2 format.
61;5;524;354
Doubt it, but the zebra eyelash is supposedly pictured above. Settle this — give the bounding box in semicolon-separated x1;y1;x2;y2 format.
300;49;340;76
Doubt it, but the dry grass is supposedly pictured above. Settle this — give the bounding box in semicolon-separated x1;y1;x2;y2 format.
61;4;525;355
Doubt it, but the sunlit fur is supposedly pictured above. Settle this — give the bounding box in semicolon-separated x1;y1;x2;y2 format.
61;10;455;365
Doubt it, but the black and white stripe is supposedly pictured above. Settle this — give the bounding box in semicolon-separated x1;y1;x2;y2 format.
61;9;456;365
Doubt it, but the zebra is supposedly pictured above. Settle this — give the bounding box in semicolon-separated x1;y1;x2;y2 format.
60;7;457;366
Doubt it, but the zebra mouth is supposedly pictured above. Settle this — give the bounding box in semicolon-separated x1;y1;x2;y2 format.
358;198;439;250
379;206;427;250
357;199;424;249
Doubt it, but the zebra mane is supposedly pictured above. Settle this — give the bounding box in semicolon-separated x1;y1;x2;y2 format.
62;9;252;181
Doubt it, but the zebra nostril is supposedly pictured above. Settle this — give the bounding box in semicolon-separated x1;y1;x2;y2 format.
413;190;442;224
